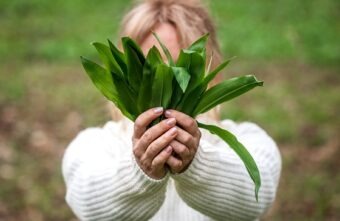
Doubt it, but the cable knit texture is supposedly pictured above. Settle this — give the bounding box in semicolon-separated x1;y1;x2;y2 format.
62;118;281;221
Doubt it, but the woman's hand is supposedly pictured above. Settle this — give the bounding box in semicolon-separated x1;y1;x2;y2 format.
164;109;201;174
132;107;178;180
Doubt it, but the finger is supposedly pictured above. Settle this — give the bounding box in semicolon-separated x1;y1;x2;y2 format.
151;146;173;170
167;155;183;173
175;126;195;149
169;140;190;160
134;107;164;139
164;109;198;136
144;127;178;160
137;118;177;153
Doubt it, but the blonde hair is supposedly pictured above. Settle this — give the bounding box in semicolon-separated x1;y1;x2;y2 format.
109;0;222;121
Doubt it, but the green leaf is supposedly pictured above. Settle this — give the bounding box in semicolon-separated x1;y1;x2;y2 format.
176;49;191;69
152;32;175;66
151;64;173;108
197;122;261;201
108;39;127;74
188;52;206;88
122;37;145;94
111;72;139;120
122;37;145;63
202;57;235;86
176;57;235;115
187;33;209;58
92;42;124;77
170;67;191;92
80;56;117;101
80;56;134;120
178;50;205;92
168;67;191;109
176;52;205;111
177;83;206;115
193;75;263;116
137;46;163;113
169;78;184;109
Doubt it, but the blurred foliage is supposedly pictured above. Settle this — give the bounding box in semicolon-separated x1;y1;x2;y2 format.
0;0;339;64
0;0;339;220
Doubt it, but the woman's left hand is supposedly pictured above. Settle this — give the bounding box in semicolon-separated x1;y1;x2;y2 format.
164;109;201;174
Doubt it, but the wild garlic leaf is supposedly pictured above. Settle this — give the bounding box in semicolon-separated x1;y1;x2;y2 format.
202;57;235;87
176;52;205;111
193;75;263;116
187;33;209;58
151;64;173;109
111;72;139;120
80;56;117;101
122;37;145;94
170;67;191;92
152;32;175;66
107;39;127;74
138;46;163;113
92;42;124;77
176;49;191;69
197;122;261;202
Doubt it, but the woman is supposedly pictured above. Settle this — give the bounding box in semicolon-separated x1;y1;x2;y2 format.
62;0;282;220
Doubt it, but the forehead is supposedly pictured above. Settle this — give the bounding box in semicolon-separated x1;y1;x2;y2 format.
140;23;181;60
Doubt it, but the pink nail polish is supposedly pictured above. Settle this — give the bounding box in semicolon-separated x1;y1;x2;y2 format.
169;127;177;135
165;110;172;117
166;118;176;126
154;107;163;114
166;146;172;153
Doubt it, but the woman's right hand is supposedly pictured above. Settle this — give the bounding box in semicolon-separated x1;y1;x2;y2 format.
132;107;178;180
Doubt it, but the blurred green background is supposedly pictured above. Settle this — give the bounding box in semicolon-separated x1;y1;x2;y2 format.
0;0;339;220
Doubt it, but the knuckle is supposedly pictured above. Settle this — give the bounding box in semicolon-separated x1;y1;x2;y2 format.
177;145;187;155
187;119;196;128
134;120;142;131
183;135;192;144
147;144;157;157
145;165;152;173
142;132;153;144
151;159;160;168
133;146;141;158
141;158;151;170
139;156;146;166
174;160;183;170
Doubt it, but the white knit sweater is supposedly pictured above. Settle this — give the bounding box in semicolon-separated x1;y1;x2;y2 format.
62;118;281;221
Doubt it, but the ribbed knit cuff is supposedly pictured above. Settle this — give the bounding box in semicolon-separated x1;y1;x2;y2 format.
170;142;204;184
130;152;170;185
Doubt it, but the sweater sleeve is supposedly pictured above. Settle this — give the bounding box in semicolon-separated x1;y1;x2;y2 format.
61;126;169;221
171;121;282;221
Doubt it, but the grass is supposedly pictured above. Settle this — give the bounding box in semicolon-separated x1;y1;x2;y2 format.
0;0;339;220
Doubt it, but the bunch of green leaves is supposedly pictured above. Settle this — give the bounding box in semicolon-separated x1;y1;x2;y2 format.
81;33;263;201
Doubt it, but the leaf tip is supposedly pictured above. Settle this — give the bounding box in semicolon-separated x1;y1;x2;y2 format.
255;185;260;202
80;56;87;62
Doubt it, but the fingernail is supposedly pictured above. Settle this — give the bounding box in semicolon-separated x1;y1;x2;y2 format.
165;110;172;117
166;146;172;153
166;118;176;126
154;107;163;114
169;127;177;135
